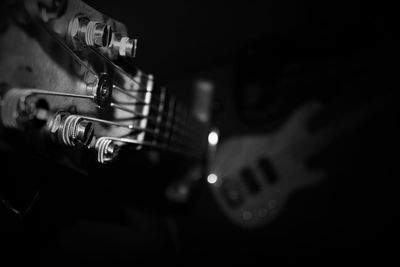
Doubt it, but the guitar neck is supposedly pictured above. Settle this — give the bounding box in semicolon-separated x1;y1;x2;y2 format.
145;85;209;159
0;0;209;166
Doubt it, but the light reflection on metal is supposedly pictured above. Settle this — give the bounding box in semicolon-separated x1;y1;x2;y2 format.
207;173;218;184
110;32;137;58
68;15;112;49
47;112;94;147
208;130;219;146
0;88;49;129
95;137;120;164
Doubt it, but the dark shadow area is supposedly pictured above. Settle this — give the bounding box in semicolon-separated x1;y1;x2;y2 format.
1;0;399;265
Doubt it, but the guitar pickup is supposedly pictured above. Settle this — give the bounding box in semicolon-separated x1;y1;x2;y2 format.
240;168;261;194
219;179;244;209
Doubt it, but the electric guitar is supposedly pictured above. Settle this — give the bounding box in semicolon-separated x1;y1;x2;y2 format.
0;0;210;216
0;0;393;231
207;97;389;228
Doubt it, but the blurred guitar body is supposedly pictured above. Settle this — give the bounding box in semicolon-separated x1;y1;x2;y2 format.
0;1;399;265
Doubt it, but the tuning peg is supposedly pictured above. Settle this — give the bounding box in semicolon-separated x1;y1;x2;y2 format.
68;15;112;49
95;137;120;164
47;112;94;147
110;32;137;58
0;88;49;130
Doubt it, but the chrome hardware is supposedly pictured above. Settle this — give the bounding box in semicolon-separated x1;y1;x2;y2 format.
0;88;49;129
0;73;113;111
47;112;94;147
110;32;137;58
68;15;112;49
85;72;113;107
95;137;120;164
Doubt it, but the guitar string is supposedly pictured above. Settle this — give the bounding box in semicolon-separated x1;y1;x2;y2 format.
78;115;199;154
21;89;200;153
36;19;97;76
36;16;199;147
98;136;201;159
0;8;204;217
83;116;198;155
110;88;200;145
108;102;201;154
10;87;197;153
111;83;199;141
35;18;197;147
33;16;203;155
113;85;159;106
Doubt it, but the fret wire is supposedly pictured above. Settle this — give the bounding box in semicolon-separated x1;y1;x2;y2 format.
164;96;175;148
110;100;199;146
137;94;190;144
170;98;182;150
112;85;161;111
170;101;196;152
164;100;202;154
151;90;194;153
152;87;166;145
111;101;160;121
97;106;203;158
23;90;200;151
37;18;170;123
99;107;193;148
110;102;147;117
113;85;149;104
160;96;193;136
35;13;204;158
28;28;202;154
161;109;200;146
113;85;192;137
113;84;161;103
110;103;171;128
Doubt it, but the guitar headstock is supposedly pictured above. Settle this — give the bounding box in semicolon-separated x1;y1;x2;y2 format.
0;0;208;172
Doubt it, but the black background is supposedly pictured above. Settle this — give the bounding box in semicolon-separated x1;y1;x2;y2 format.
1;0;399;265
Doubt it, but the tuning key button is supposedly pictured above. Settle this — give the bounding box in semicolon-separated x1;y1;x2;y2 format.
110;32;137;58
